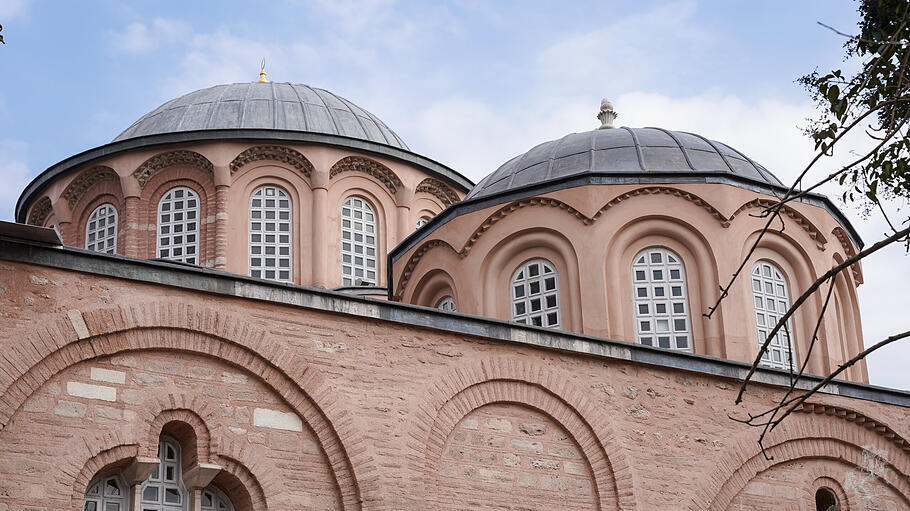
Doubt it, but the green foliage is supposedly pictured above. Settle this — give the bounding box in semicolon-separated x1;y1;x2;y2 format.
799;0;910;207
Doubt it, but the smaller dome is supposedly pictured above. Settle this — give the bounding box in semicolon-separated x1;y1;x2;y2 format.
113;82;409;150
465;127;784;201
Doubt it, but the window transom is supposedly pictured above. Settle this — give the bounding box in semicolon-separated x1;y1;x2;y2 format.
511;259;560;328
86;203;118;254
341;196;377;286
632;247;692;351
752;261;795;370
157;187;199;264
249;185;292;282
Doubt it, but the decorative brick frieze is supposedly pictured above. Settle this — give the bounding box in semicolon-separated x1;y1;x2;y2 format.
329;155;403;194
133;150;214;188
60;166;118;209
229;145;315;178
415;177;459;206
26;196;52;226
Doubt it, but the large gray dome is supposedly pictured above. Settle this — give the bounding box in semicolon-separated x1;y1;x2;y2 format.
113;82;409;150
465;127;783;200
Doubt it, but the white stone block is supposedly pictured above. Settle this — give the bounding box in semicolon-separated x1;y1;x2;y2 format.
253;408;302;431
90;367;126;384
67;381;116;402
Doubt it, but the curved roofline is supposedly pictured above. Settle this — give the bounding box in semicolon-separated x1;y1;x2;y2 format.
16;129;474;222
388;170;864;272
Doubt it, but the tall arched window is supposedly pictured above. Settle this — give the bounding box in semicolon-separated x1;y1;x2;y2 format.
511;259;560;328
141;436;187;510
249;185;292;282
157;187;199;264
341;196;377;286
82;472;127;511
632;247;692;351
85;203;118;254
752;261;795;369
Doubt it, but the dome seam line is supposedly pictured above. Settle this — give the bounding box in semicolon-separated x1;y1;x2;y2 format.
622;127;647;171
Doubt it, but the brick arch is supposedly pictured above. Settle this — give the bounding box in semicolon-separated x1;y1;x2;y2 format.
61;166;119;209
133;150;214;188
215;454;268;511
69;433;140;509
415;177;459;206
406;357;637;510
689;403;910;510
329;155;402;194
230;145;314;178
0;302;376;511
27;196;53;226
141;406;215;465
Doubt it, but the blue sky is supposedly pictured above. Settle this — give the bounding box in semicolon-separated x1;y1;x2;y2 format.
2;1;908;389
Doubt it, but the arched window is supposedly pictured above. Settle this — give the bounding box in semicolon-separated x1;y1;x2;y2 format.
249;185;292;282
85;203;118;254
511;259;560;328
157;187;199;264
416;216;431;229
752;261;795;369
632;247;692;351
341;196;377;286
202;485;235;511
815;487;840;511
82;472;127;511
437;296;456;312
140;436;187;510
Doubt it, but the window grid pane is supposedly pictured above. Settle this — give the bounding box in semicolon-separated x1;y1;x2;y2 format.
752;261;795;370
201;485;235;511
85;203;118;254
157;187;199;264
140;437;186;511
437;296;456;312
82;476;127;511
341;197;378;286
249;185;292;282
416;216;431;229
511;259;560;329
632;247;692;351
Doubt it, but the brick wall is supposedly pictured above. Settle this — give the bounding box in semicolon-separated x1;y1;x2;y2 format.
0;259;908;510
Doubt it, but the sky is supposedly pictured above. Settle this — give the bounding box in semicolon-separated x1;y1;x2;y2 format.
1;0;908;389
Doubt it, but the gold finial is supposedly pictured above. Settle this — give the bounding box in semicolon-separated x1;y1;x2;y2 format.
258;58;268;83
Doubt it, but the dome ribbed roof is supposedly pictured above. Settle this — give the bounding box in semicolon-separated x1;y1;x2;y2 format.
113;82;409;150
465;127;783;200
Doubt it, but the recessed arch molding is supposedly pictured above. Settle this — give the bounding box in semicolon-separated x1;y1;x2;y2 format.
133;150;214;188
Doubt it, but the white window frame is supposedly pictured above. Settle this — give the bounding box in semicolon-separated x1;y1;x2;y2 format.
632;247;693;351
85;203;118;254
437;296;457;312
249;185;292;282
341;196;378;286
82;472;128;511
140;436;187;511
201;485;235;511
156;186;200;264
510;258;560;328
752;261;796;370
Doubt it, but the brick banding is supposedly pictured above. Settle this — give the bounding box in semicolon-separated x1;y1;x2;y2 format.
0;303;374;510
406;357;638;510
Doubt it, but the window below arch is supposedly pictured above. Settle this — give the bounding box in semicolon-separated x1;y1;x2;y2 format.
202;485;235;511
632;247;692;351
249;185;292;282
341;196;377;285
815;486;840;511
157;186;199;264
141;436;186;510
437;296;456;312
511;259;560;328
82;472;127;511
752;261;795;370
416;216;431;229
85;203;118;254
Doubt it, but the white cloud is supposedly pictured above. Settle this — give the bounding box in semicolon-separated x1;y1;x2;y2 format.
0;0;31;20
0;140;33;222
109;18;191;55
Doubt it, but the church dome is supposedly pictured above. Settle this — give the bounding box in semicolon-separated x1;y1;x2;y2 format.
113;82;409;150
465;127;783;201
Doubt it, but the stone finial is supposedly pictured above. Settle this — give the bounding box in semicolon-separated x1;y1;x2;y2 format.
597;98;617;129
